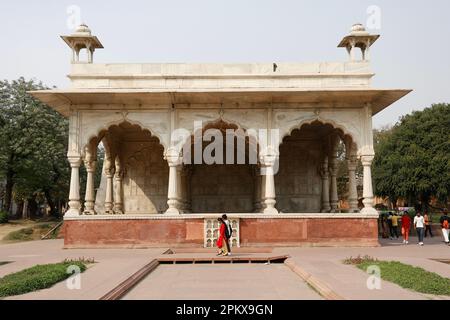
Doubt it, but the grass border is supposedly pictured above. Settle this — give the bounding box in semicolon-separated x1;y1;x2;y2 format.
346;256;450;296
0;261;87;298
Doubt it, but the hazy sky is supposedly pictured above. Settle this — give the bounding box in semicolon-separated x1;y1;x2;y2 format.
1;0;449;128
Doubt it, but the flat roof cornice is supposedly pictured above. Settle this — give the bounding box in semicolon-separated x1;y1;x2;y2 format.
29;88;411;117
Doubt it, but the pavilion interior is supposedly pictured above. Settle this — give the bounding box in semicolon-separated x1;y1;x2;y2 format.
89;121;355;214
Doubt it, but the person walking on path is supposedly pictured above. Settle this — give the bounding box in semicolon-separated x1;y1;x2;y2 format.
401;211;411;244
222;214;232;255
216;218;229;256
387;212;394;239
424;211;433;238
414;212;425;246
439;209;449;245
381;214;389;238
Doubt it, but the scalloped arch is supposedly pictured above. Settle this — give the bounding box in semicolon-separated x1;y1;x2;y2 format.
180;117;260;150
82;119;166;161
82;118;167;158
280;117;359;151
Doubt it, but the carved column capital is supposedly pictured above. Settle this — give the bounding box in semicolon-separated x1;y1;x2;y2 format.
361;155;374;166
68;156;82;168
84;159;97;172
165;147;182;166
259;146;278;167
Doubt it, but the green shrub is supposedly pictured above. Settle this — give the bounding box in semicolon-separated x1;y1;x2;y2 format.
0;211;8;224
0;261;87;297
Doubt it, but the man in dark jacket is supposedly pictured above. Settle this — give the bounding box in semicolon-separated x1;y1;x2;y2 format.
222;214;232;255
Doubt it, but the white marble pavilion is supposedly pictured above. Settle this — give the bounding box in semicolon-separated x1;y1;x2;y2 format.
30;23;411;247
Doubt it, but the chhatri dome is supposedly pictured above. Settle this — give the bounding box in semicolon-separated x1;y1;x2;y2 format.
72;23;92;36
350;23;370;36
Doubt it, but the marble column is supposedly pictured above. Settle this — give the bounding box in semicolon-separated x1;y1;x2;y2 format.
113;156;124;214
104;158;115;214
320;156;331;213
184;166;192;213
66;156;82;217
83;159;96;215
177;165;188;213
260;173;267;210
165;148;181;215
329;138;339;213
260;150;278;214
361;155;377;214
347;155;359;213
253;166;262;212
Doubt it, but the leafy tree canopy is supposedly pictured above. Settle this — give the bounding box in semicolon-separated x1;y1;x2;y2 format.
0;78;69;216
373;103;450;205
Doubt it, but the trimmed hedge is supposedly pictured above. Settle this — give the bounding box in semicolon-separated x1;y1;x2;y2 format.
0;261;86;297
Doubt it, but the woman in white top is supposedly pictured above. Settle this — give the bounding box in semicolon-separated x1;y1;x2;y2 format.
414;212;425;246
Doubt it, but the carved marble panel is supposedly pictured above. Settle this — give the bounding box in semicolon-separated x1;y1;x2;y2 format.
275;139;322;213
122;142;168;214
191;164;255;213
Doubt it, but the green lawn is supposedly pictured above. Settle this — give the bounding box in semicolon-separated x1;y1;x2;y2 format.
0;261;87;298
352;258;450;296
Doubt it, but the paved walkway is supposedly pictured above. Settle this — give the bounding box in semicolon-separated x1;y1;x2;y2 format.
122;264;322;300
273;236;450;300
0;237;448;300
0;240;165;300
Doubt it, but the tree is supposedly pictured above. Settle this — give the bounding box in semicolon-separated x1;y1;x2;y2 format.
0;78;69;216
373;104;450;209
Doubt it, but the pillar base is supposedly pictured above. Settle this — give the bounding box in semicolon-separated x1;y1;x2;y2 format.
64;208;81;217
361;207;378;215
165;207;181;215
83;209;95;215
263;207;279;214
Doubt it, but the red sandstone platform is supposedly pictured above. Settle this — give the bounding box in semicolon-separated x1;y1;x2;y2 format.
62;214;380;248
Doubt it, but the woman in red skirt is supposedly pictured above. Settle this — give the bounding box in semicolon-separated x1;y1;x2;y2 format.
401;211;411;244
216;218;229;256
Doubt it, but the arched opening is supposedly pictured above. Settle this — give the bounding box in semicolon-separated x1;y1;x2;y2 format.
183;120;259;213
85;121;167;215
277;120;358;213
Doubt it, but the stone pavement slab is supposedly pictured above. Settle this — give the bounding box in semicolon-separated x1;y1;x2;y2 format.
276;236;450;300
122;264;323;300
0;239;166;300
